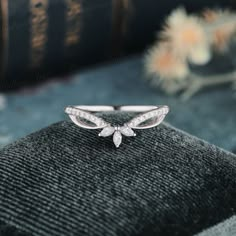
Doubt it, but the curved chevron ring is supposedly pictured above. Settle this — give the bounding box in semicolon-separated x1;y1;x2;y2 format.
65;105;170;148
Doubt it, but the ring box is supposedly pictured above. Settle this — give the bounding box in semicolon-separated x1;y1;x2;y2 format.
0;114;235;235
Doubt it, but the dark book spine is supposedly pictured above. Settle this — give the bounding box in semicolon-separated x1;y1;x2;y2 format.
0;0;234;89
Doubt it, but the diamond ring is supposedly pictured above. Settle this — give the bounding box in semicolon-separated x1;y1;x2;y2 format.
65;105;169;148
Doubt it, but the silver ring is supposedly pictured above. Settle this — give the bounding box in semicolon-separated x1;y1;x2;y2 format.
65;105;170;148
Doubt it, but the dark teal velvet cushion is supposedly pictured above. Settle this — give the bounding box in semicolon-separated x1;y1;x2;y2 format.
0;113;235;236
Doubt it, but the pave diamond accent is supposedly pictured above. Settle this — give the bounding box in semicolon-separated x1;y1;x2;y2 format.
127;106;169;129
65;106;107;129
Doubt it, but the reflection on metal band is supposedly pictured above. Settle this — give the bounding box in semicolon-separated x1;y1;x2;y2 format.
65;0;81;47
30;0;48;68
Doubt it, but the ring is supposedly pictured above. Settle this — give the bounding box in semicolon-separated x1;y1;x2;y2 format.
65;105;170;148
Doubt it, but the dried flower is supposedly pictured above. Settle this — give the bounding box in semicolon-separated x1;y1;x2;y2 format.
162;8;211;65
203;9;236;51
202;9;225;22
145;7;236;99
146;43;189;80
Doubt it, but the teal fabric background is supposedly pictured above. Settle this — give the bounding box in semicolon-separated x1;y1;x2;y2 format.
0;55;236;153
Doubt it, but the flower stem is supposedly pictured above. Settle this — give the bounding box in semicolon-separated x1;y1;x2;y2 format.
181;70;236;100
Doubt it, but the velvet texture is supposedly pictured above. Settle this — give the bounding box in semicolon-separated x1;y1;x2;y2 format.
0;112;235;236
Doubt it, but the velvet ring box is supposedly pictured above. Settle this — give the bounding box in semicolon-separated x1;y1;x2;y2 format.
0;112;235;236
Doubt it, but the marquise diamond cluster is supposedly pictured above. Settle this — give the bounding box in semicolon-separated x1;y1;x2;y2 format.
98;125;136;148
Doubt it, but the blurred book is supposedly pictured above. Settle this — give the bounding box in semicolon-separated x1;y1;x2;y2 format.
0;0;234;89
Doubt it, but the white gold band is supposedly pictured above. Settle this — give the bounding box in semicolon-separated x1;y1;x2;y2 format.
65;105;170;148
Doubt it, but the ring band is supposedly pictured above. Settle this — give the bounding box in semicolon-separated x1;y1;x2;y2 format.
65;105;170;148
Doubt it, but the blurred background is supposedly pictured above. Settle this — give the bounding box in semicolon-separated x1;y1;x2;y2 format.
0;0;236;153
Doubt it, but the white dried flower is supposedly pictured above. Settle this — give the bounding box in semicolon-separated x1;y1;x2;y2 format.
162;8;211;65
145;7;236;98
188;44;211;65
146;44;189;80
203;9;236;52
